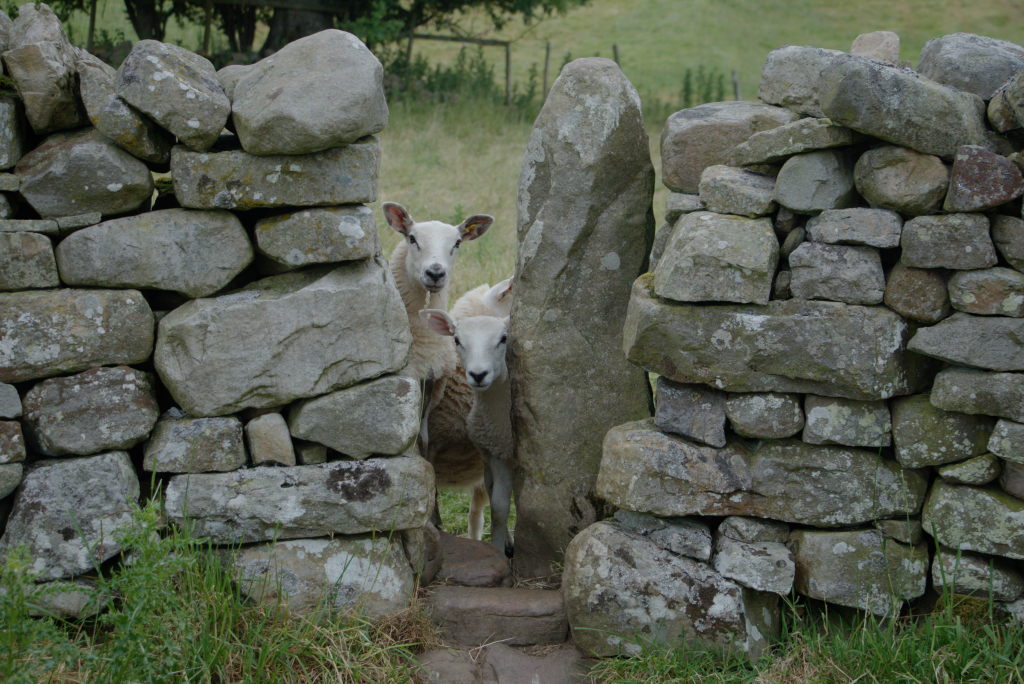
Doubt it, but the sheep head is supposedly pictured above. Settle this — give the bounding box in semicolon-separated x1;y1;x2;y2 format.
383;202;493;294
421;309;509;390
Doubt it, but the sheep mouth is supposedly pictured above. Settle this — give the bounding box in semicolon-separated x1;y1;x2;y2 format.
422;280;447;293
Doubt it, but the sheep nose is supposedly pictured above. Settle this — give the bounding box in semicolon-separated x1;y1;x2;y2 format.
425;264;446;283
469;370;488;385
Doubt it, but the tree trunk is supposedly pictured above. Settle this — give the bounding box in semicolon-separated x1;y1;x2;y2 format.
123;0;168;41
261;8;334;55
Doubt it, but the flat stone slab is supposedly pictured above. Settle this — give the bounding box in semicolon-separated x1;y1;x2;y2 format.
788;242;884;305
171;139;380;210
624;276;933;400
428;586;567;646
725;392;804;439
802;395;891;448
143;411;246;473
931;367;1024;423
0;288;153;384
909;313;1024;371
154;260;409;416
891;393;992;469
923;480;1024;560
900;214;997;270
728;117;859;166
805;208;902;248
932;546;1024;601
948;267;1024;317
416;643;587;684
938;453;1001;486
255;206;378;269
758;45;846;117
0;231;58;290
164;456;434;543
598;419;927;527
918;32;1024;100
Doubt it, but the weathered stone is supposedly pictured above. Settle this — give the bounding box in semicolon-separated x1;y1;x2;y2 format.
665;192;703;224
725;392;803;439
215;63;251;101
775;206;801;233
155;261;409;416
718;516;789;543
649;222;673;271
56;209;253;298
171;139;380;210
653;211;778;305
758;45;846;117
0;219;56;235
805;208;902;248
245;413;295;467
874;519;923;545
802;395;890;447
713;534;794;595
790;529;929;616
22;366;158;457
819;54;990;159
0;288;154;384
728;117;860;167
164;456;434;543
918;33;1024;100
428;586;567;646
901;214;997;270
772;150;857;214
662;100;797;192
15;128;153;218
229;536;414;618
295;441;327;465
402;521;441;585
788;243;884;305
2;4;85;134
909;313;1024;371
989;420;1024;465
0;383;20;419
0;452;139;580
773;269;792;300
891;394;992;469
116;40;229;151
988;86;1019;132
948;268;1024;317
255;206;378;269
993;215;1024;272
851;31;901;63
624;277;933;400
997;70;1024;131
565;521;776;658
0;97;27;170
19;579;105;619
0;421;24;464
75;48;172;164
923;481;1024;560
654;378;726;447
883;264;951;324
932;367;1024;423
0;231;57;290
932;546;1024;601
944;145;1024;212
780;226;805;259
510;59;654;578
1001;461;1024;499
435;531;512;588
697;165;775;217
233;29;387;156
612;510;713;561
0;173;19;191
598;420;928;526
853;145;949;215
416;643;586;684
143;411;245;473
55;213;101;232
288;375;421;459
0;463;20;498
939;453;1002;486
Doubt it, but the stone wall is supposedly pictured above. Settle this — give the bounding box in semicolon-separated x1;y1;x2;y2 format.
563;31;1024;657
0;3;433;617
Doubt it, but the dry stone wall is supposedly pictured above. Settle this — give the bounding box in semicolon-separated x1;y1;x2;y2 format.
563;30;1024;657
0;3;432;618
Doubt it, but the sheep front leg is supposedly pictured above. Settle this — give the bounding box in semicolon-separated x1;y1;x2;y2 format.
468;484;488;540
486;458;514;557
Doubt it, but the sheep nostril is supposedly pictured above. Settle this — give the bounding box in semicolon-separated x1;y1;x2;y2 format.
469;370;488;385
425;265;446;282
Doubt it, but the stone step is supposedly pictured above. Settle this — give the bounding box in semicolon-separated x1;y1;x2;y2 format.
416;643;588;684
427;586;568;647
435;530;513;588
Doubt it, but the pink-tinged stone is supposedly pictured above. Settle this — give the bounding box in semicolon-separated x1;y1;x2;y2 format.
944;145;1024;212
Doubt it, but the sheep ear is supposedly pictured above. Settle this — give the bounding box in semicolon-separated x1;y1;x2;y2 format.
488;277;513;305
458;214;493;241
420;309;456;336
383;202;414;235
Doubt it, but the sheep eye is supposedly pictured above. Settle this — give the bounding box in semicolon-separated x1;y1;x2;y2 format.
499;334;507;345
453;336;462;347
408;235;418;247
451;239;461;254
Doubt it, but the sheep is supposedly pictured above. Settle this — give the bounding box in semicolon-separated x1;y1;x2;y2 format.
382;201;495;536
421;308;514;556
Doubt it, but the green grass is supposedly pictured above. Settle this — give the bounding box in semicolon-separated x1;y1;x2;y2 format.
0;500;433;683
588;595;1024;683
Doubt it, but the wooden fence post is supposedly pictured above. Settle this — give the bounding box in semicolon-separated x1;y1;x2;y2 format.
543;40;551;95
612;43;620;65
732;69;740;100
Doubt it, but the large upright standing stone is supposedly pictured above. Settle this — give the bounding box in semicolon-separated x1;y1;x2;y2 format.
510;58;654;577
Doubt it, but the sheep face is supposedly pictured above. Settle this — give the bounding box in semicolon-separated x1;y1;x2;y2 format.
383;202;494;294
421;311;509;390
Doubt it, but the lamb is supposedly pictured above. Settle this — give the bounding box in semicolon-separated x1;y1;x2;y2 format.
382;201;495;536
421;308;514;556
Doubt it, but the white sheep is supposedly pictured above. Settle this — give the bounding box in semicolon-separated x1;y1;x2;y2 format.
382;201;495;537
421;308;514;556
